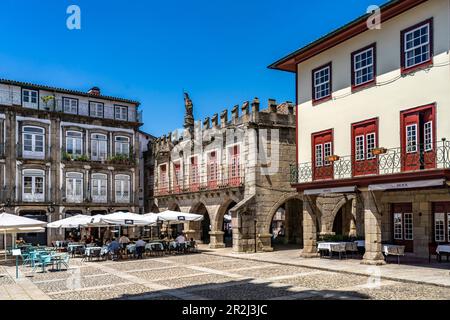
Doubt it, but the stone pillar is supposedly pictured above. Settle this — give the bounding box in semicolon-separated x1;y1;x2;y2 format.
258;233;273;252
349;197;357;237
361;191;386;265
209;231;225;249
301;195;319;258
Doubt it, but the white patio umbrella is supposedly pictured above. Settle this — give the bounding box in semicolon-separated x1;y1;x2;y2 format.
47;214;93;229
0;213;47;260
155;210;204;224
99;211;157;226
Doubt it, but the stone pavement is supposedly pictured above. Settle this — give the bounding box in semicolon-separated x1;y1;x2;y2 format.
1;249;450;300
200;246;450;287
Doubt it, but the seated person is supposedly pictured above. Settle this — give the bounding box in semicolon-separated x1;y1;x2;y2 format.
175;233;186;252
107;238;121;260
119;235;131;250
81;235;88;244
135;237;146;259
16;237;26;246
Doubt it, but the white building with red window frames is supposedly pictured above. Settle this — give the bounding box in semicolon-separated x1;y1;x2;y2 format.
270;0;450;263
151;94;298;252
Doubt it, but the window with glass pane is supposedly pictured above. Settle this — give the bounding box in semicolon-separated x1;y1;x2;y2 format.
22;126;45;158
314;66;331;100
315;144;323;167
354;48;374;86
424;121;433;151
66;131;83;157
66;173;83;202
22;170;45;202
435;212;445;242
366;133;376;159
91;134;107;161
22;89;38;108
91;174;107;202
114;136;130;156
404;213;413;240
324;142;332;166
115;175;130;202
115;106;128;121
90;102;104;118
23;177;33;194
404;22;431;69
406;124;417;153
355;135;365;161
63;98;78;114
394;213;403;240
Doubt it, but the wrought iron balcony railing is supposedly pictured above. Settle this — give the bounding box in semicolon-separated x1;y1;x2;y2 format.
154;164;245;196
290;140;450;184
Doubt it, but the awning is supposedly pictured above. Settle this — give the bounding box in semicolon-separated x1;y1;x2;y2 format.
368;179;445;191
304;186;357;196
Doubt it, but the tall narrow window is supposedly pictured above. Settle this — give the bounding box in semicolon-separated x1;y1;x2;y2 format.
315;144;323;167
323;142;332;166
91;134;107;161
22;169;45;202
22;126;45;159
406;124;418;153
393;213;403;240
114;136;130;157
66;131;83;158
63;98;78;114
355;135;365;161
115;106;128;121
115;175;130;203
352;44;376;87
435;212;445;242
424;121;433;152
366;132;376;159
404;212;414;241
22;89;38;109
402;19;432;71
90;102;104;118
91;173;107;203
312;64;331;102
66;172;83;203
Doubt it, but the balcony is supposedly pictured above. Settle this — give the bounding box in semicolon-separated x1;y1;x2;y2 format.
154;164;245;197
290;140;450;188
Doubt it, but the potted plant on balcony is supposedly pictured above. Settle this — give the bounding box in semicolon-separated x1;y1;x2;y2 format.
76;154;90;162
41;95;55;111
61;151;73;162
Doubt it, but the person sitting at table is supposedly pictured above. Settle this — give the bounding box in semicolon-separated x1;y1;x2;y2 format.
81;235;88;243
175;233;186;252
119;234;131;251
16;237;26;246
108;238;121;261
135;237;146;259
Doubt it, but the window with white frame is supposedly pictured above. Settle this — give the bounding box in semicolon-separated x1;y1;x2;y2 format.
115;106;128;121
22;89;38;109
63;98;78;114
22;126;45;159
406;124;418;153
404;213;413;241
66;131;83;158
393;213;403;240
315;144;323;167
403;21;431;69
91;173;107;203
115;175;130;203
313;65;331;101
90;102;104;118
366;133;376;159
91;134;107;161
435;212;445;242
424;121;433;151
66;172;83;203
22;169;45;202
114;136;130;157
324;142;332;166
355;136;365;161
353;47;375;86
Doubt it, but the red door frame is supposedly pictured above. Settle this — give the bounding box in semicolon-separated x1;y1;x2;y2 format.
392;203;414;253
159;164;168;195
311;129;334;181
400;103;436;172
173;162;181;193
351;118;379;177
207;151;218;190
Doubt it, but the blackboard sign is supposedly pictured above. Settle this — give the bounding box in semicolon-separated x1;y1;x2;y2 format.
178;216;186;221
125;219;134;225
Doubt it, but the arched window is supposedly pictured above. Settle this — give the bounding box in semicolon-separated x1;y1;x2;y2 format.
66;131;83;157
115;174;130;203
91;134;107;161
22;126;45;159
66;172;83;203
91;173;107;203
22;169;45;202
114;136;130;157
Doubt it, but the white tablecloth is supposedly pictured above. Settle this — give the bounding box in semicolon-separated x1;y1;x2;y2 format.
317;242;340;251
382;244;404;255
437;245;450;254
354;240;365;248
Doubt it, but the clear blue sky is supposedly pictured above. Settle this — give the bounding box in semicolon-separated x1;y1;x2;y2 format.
0;0;387;136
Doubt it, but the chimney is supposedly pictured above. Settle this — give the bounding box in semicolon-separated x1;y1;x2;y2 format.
220;110;228;128
287;101;294;115
211;113;219;128
241;101;250;116
203;117;210;130
88;87;101;96
231;105;239;123
251;98;260;114
268;99;277;113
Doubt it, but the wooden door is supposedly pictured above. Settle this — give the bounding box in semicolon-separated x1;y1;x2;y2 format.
392;203;414;253
312;130;333;180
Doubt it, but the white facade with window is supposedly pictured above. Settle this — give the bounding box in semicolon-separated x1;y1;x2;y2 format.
66;131;83;157
22;89;38;109
91;134;107;161
90;102;104;118
66;172;83;203
114;136;130;156
115;174;130;203
22;126;45;159
115;106;128;121
63;98;78;114
91;173;107;203
22;169;45;202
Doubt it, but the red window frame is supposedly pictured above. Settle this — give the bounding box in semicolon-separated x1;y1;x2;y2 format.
400;18;434;75
173;162;181;193
311;129;334;181
189;156;199;192
207;151;218;190
228;145;241;187
311;62;332;105
400;103;436;172
351;118;379;177
159;164;168;195
351;43;377;91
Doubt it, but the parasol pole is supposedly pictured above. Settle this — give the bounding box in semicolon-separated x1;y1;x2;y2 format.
4;229;6;261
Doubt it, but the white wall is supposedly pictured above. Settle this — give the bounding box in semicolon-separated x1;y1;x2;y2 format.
296;0;450;163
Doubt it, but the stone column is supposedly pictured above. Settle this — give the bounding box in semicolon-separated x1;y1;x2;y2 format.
258;233;273;252
301;195;319;258
209;231;225;249
361;190;386;265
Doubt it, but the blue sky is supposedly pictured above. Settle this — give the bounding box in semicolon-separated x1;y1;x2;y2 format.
0;0;387;136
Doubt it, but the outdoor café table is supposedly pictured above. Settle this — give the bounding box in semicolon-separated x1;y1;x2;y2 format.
436;245;450;254
50;253;67;271
84;246;102;258
317;242;340;258
354;240;365;248
126;244;136;257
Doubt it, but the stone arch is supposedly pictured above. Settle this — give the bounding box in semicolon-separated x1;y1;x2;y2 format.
263;193;303;230
327;195;356;237
189;202;211;244
150;203;160;213
168;202;181;212
214;197;239;248
213;196;240;231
